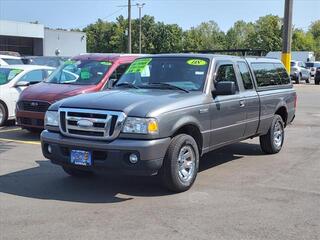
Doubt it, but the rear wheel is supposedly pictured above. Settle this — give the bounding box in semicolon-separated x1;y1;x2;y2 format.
295;73;301;84
62;166;94;177
0;103;8;127
315;78;320;85
306;74;310;84
260;115;284;154
159;134;199;192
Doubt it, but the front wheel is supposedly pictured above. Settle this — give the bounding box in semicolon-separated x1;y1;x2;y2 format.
0;103;8;127
62;166;94;177
159;134;199;192
260;115;285;154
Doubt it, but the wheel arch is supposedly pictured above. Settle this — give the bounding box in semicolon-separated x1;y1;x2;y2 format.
275;105;288;126
172;123;203;156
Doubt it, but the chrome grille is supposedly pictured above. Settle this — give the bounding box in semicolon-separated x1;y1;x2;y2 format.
59;108;126;140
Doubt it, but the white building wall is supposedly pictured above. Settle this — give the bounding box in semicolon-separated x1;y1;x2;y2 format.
0;20;44;38
43;29;86;57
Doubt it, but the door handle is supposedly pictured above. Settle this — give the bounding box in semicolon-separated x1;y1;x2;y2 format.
239;100;245;107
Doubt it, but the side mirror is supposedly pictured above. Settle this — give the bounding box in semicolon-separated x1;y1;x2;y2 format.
14;81;30;87
106;78;117;89
212;81;236;97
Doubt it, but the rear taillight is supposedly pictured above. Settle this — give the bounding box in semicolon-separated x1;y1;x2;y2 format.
294;93;297;109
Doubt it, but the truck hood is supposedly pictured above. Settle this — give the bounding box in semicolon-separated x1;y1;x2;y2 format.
51;89;207;117
19;82;96;103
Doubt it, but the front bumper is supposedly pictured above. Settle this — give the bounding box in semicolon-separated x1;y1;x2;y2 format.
16;110;45;129
41;130;171;176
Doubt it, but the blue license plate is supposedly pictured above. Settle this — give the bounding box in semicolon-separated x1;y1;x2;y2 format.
70;150;92;166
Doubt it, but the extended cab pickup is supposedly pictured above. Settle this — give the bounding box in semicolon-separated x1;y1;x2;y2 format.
41;54;296;192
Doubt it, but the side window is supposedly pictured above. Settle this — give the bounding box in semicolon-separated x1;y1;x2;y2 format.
110;64;130;81
20;70;44;83
274;63;290;85
215;64;238;89
251;63;281;87
237;62;253;89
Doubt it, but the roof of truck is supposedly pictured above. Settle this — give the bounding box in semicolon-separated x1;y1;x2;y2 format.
137;53;283;63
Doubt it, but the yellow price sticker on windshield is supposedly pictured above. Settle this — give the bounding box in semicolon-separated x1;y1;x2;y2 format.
100;61;112;66
187;59;208;66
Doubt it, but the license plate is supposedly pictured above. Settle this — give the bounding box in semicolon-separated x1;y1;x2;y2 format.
70;150;92;166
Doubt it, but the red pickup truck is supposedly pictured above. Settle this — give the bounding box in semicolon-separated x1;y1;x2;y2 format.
17;53;140;131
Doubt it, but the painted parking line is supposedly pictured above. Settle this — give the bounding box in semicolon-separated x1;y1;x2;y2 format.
0;128;22;133
0;138;41;145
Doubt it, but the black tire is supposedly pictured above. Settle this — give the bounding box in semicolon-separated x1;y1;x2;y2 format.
295;73;301;84
315;78;320;85
62;166;94;177
159;134;199;192
0;103;8;127
260;115;285;154
306;74;310;84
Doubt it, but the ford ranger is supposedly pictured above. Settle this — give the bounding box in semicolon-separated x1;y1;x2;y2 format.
41;54;296;192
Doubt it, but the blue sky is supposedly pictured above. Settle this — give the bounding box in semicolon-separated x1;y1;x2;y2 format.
0;0;319;32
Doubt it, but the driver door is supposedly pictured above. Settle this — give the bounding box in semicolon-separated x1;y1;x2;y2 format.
209;61;247;148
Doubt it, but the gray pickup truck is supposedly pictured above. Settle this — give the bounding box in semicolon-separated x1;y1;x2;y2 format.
41;54;296;192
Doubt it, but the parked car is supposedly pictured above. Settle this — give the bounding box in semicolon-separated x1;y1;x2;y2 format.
315;67;320;85
305;61;320;79
290;61;311;83
41;54;296;192
16;54;141;131
0;65;54;126
0;55;24;66
22;56;69;68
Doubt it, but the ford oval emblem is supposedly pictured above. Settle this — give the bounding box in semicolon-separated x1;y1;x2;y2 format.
77;119;93;128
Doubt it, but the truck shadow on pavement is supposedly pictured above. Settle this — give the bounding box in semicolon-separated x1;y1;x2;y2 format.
0;142;263;203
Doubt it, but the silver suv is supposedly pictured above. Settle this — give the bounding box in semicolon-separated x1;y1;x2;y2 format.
305;61;320;79
290;61;311;84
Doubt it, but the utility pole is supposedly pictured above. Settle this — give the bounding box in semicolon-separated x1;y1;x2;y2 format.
128;0;132;53
282;0;294;73
136;3;146;54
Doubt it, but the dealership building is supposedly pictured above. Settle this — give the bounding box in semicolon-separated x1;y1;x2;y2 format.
0;20;86;56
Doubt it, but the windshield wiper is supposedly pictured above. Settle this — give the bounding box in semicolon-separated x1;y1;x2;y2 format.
115;82;140;89
148;82;189;93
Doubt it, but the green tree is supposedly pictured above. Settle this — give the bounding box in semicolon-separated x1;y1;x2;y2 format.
247;15;282;51
308;20;320;60
183;21;225;51
225;20;254;49
292;29;315;51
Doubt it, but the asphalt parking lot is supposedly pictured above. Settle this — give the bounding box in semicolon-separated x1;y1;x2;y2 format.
0;84;319;240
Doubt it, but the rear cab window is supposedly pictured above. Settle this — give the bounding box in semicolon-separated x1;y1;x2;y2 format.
251;62;291;87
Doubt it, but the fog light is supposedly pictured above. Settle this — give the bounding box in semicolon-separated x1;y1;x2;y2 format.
129;153;139;164
47;144;52;154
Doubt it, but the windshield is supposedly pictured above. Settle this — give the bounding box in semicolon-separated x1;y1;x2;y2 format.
116;57;210;91
306;62;320;68
3;58;23;65
0;68;23;85
45;59;112;85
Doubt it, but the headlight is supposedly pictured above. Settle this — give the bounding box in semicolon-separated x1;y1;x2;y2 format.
122;117;158;134
44;111;59;127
